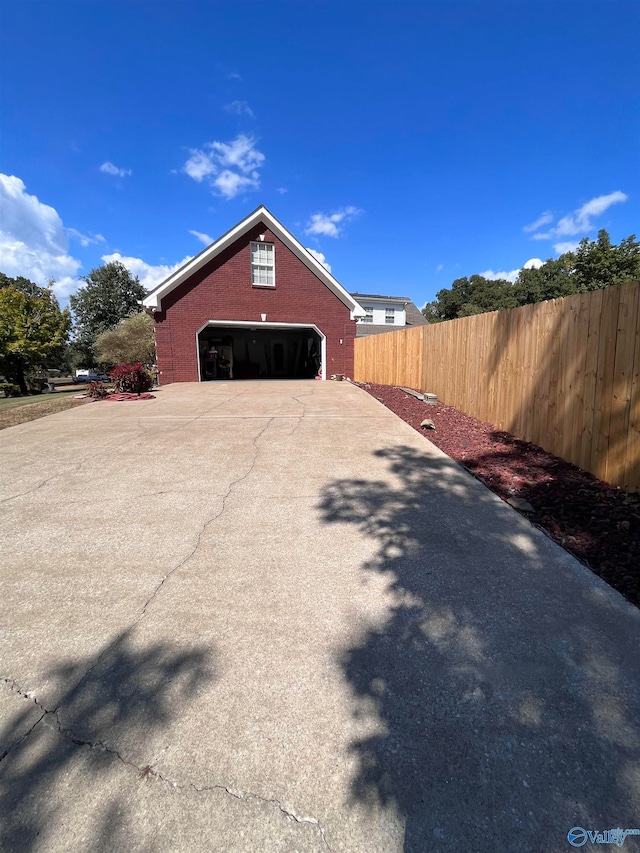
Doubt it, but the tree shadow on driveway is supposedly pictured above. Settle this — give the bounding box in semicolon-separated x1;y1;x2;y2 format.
319;446;640;852
0;629;216;852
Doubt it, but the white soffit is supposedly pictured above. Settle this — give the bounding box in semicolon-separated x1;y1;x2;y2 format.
143;205;366;316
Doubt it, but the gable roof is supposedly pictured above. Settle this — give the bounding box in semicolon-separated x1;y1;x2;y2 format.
143;205;366;316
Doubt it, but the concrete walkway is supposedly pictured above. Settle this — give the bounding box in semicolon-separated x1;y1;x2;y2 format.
1;380;639;853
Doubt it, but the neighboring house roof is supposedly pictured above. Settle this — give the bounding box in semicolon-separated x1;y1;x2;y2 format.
351;292;410;304
143;206;366;317
405;301;430;328
350;292;429;337
354;324;401;337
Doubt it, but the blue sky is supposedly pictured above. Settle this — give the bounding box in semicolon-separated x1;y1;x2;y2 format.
1;0;638;308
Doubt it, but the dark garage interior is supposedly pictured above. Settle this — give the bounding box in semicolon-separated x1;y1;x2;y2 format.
198;326;322;380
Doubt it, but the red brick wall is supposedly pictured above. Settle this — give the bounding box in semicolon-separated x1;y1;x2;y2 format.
152;222;356;384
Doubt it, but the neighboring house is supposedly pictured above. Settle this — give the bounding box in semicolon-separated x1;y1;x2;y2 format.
350;293;430;337
143;207;365;384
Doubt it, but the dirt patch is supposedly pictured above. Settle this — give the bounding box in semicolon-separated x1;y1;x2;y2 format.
358;382;640;608
0;396;88;430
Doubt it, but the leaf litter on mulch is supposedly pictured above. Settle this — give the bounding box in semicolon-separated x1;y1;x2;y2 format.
357;382;640;608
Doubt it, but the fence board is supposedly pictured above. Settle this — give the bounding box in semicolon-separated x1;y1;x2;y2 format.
538;299;558;454
554;296;574;462
567;293;591;469
609;283;640;486
578;289;603;473
353;281;640;491
623;301;640;490
591;286;621;481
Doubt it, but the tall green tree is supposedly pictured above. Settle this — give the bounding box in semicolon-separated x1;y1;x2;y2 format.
0;272;52;299
0;282;71;393
513;253;576;305
423;274;518;322
70;261;145;365
573;230;640;292
423;230;640;322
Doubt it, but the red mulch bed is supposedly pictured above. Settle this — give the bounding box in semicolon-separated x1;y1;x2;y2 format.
105;393;155;401
358;382;640;608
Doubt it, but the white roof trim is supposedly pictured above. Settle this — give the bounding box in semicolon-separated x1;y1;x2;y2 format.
143;205;366;316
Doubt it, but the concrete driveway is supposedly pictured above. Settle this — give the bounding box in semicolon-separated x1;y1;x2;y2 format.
1;380;639;853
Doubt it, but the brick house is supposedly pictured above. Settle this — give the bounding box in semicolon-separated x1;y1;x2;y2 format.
143;207;365;384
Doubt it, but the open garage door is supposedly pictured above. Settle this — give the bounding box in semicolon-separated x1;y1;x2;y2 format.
197;321;325;381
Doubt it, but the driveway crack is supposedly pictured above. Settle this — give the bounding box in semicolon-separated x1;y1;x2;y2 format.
0;461;84;506
139;417;273;617
2;407;331;848
185;783;333;851
0;682;332;852
0;425;150;506
0;678;51;762
20;418;275;714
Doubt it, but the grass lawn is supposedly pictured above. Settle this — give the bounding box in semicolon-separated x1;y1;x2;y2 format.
0;388;83;411
0;391;89;430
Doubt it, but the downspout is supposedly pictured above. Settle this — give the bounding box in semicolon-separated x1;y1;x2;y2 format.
144;305;160;385
344;322;349;376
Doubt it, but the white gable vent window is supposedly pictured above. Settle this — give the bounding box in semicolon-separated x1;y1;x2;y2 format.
251;241;275;287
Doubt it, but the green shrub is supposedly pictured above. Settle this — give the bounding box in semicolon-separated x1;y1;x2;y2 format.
27;376;47;394
0;382;21;398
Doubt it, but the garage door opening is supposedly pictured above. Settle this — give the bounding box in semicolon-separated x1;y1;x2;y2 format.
197;322;324;381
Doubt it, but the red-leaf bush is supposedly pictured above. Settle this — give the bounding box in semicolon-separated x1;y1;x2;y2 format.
109;362;153;394
88;380;109;399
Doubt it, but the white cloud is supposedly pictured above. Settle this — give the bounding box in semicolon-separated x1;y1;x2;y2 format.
66;228;106;248
0;173;196;303
183;134;265;199
523;211;553;233
523;258;543;270
306;248;331;272
101;252;192;291
224;100;254;118
553;241;581;254
214;170;256;199
480;257;544;282
436;263;444;273
189;230;213;246
227;71;243;81
100;161;132;178
276;187;288;195
183;150;217;182
525;191;628;243
479;268;520;283
0;174;82;300
304;206;362;238
555;191;627;236
210;135;264;172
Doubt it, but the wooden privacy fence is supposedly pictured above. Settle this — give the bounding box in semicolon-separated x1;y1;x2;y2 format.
354;281;640;492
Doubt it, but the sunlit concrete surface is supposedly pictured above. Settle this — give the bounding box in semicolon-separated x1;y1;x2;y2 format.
1;380;639;852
